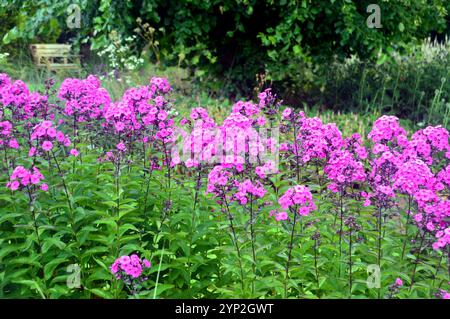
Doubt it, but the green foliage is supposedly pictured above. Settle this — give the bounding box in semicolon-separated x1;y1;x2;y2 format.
1;1;449;96
0;100;445;299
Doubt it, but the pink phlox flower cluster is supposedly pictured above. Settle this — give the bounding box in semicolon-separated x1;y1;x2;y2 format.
206;163;268;206
58;75;111;121
206;165;233;195
437;289;450;299
189;107;216;127
219;112;265;165
180;117;189;126
70;148;79;157
29;120;71;155
103;100;138;133
102;86;151;133
6;165;47;191
1;79;30;108
0;73;11;92
0;120;19;149
368;115;408;145
324;150;366;193
270;210;289;221
411;189;450;250
409;126;450;165
344;133;368;160
232;100;260;117
98;151;117;163
233;179;266;205
0;78;41;120
281;107;295;120
438;165;450;189
139;78;175;142
102;78;175;146
294;117;344;163
393;158;441;195
181;108;217;167
366;150;404;203
433;227;450;251
29;92;54;120
278;185;316;216
413;189;440;211
116;142;127;152
150;77;171;94
110;254;151;280
394;278;403;287
222;112;253;130
258;88;278;109
255;160;278;179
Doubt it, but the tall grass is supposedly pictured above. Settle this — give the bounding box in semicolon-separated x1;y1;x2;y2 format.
320;37;450;128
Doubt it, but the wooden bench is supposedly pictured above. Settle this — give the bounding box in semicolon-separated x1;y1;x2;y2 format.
30;44;81;73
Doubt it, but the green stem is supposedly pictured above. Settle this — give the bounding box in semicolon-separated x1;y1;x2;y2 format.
409;229;426;292
284;210;298;298
153;242;166;299
115;157;121;257
223;192;245;294
314;240;319;290
401;196;411;260
249;195;257;295
377;206;383;299
349;230;353;298
51;150;83;289
187;167;202;296
338;193;344;276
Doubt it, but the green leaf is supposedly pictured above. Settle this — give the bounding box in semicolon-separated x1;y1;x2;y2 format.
44;258;69;280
